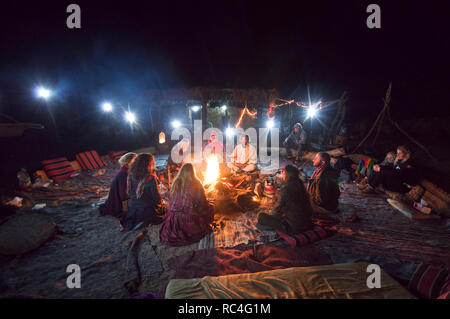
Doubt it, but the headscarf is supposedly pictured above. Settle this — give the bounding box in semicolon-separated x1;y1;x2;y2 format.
307;162;328;192
127;174;154;199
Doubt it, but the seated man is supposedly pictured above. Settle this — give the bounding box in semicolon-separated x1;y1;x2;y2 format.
227;134;257;173
257;165;312;235
284;123;307;161
307;152;340;213
360;145;418;194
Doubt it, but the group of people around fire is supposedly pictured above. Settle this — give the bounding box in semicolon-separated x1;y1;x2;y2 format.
98;122;418;246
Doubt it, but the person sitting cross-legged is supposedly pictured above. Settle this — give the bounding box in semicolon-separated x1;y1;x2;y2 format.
307;152;341;213
227;134;257;173
257;165;313;235
284;122;307;161
121;153;165;231
160;163;214;246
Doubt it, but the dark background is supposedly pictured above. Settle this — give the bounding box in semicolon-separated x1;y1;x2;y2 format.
0;0;449;182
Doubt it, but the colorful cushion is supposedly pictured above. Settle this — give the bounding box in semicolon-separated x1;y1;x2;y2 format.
408;263;449;299
275;225;331;247
75;150;105;170
41;157;76;181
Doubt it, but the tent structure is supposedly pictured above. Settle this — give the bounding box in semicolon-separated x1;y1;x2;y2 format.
141;87;280;131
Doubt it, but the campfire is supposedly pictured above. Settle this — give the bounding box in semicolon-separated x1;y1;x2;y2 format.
202;155;220;188
201;155;235;194
199;155;261;214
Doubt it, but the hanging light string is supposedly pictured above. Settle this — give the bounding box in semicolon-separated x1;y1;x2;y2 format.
235;106;258;128
233;98;343;128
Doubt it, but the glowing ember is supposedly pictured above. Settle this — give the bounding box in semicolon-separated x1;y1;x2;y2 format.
203;155;220;186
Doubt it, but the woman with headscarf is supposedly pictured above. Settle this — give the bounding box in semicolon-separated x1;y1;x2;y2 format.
160;163;214;246
120;153;165;231
99;152;137;218
257;165;313;234
308;152;341;213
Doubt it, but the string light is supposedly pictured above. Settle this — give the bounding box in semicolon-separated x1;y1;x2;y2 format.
235;106;257;128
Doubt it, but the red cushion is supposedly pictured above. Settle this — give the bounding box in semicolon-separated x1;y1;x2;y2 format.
408;263;449;299
275;225;331;247
41;157;76;181
75;150;104;170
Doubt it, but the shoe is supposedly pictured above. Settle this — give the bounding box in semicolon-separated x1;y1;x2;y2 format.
360;185;376;194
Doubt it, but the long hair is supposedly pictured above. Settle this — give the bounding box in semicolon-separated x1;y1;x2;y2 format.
395;145;411;164
384;151;396;164
129;153;155;181
118;152;137;166
283;165;311;209
170;163;203;196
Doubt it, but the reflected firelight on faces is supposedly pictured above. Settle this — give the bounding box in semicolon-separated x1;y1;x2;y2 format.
397;149;406;161
313;153;321;167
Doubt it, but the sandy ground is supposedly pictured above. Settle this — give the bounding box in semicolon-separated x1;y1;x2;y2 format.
0;202;164;298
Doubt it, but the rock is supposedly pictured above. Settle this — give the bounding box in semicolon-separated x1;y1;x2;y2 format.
0;213;55;256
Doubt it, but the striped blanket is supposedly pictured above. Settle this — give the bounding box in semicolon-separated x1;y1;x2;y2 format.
198;211;280;250
355;158;374;177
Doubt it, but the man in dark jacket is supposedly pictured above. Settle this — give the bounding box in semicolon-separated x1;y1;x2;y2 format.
307;152;340;213
257;165;313;235
284;123;307;161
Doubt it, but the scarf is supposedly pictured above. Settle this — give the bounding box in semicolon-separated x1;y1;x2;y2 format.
307;162;328;192
127;174;154;199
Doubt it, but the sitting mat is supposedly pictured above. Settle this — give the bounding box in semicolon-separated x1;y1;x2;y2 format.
165;262;415;299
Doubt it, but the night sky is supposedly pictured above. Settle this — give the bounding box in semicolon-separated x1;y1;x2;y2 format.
0;0;449;122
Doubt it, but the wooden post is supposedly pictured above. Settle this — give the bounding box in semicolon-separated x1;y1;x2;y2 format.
201;100;207;132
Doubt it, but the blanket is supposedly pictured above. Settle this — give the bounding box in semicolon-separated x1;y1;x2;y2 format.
198;211;280;249
165;262;415;299
168;245;332;279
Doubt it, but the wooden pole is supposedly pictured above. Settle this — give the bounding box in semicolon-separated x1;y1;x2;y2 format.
351;83;391;153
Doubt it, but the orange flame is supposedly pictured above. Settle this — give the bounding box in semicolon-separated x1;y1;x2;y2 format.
203;155;220;186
